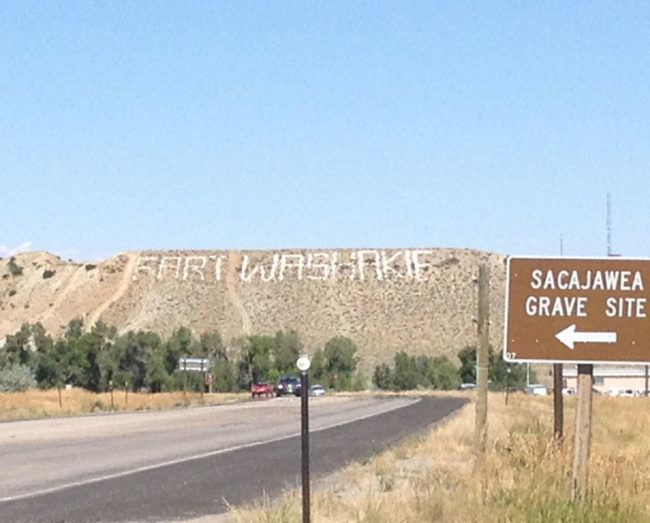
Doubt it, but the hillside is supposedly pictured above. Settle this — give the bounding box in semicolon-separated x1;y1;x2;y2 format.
0;248;506;371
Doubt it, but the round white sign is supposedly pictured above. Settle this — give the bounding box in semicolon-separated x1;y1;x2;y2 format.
296;355;311;372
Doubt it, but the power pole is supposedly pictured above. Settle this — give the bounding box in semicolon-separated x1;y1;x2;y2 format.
475;264;490;453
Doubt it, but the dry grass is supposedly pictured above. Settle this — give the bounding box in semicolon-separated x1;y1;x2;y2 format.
227;392;650;522
0;388;248;420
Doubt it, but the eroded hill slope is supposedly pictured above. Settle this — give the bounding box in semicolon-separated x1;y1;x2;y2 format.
0;248;506;369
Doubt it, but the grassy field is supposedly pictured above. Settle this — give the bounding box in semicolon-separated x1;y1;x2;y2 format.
227;391;650;523
0;388;248;420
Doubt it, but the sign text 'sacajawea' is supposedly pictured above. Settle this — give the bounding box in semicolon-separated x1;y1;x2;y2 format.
530;269;644;291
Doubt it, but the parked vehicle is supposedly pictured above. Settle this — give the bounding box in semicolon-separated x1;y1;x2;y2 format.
309;384;326;397
525;384;548;396
275;375;301;397
251;381;273;398
619;389;637;398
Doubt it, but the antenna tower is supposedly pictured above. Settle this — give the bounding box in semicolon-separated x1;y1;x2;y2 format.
607;193;612;256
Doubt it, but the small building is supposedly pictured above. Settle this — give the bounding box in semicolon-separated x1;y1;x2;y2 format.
562;365;650;396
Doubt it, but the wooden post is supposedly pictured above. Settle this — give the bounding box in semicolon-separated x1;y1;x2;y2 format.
475;264;490;453
200;360;204;400
572;364;593;503
110;380;114;412
553;363;563;441
183;360;188;404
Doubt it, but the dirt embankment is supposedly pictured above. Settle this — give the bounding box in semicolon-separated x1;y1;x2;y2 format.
0;248;506;369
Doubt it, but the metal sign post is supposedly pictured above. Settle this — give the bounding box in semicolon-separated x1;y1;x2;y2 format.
296;355;311;523
553;363;563;441
178;357;211;402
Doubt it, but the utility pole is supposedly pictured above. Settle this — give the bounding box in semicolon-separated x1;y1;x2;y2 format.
475;264;490;453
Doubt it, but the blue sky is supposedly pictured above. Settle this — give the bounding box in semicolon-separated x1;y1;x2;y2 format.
2;2;648;261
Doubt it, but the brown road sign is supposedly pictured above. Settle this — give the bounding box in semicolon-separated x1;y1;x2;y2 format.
504;256;650;364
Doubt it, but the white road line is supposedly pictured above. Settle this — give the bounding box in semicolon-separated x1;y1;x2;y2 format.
0;397;419;504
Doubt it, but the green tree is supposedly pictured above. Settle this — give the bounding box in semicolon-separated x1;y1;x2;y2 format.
392;351;418;391
248;335;274;383
65;318;84;341
373;363;393;390
111;330;161;390
412;355;432;388
310;349;325;382
457;345;530;390
458;346;477;384
273;331;302;373
351;370;367;391
29;323;54;381
321;336;357;390
146;348;169;392
164;327;197;374
427;356;461;390
199;331;226;360
2;323;32;367
490;352;530;390
81;322;117;392
38;337;86;388
212;360;236;392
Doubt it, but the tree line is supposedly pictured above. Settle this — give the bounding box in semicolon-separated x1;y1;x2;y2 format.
372;346;532;391
0;320;530;393
0;320;366;393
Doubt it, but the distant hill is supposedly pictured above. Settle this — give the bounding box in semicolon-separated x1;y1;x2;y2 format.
0;248;506;371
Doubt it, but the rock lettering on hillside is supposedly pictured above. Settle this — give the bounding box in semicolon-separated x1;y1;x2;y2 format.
132;250;442;283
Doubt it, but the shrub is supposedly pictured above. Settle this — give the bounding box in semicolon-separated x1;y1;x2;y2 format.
428;356;461;390
8;257;23;276
0;364;37;392
213;360;236;392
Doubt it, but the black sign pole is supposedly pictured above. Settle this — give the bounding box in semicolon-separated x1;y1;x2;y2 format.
300;370;310;523
553;363;564;441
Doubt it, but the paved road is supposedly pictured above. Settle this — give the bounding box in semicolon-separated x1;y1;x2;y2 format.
0;395;466;522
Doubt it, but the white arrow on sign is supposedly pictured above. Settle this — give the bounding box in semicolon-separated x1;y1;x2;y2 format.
555;324;618;350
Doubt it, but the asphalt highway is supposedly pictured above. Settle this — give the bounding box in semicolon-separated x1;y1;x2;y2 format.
0;395;466;522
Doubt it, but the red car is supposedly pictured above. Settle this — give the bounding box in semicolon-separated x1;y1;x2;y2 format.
251;381;273;398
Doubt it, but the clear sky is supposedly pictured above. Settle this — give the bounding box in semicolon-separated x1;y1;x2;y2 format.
1;2;648;261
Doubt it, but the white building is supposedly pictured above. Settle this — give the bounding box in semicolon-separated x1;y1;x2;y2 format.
562;365;650;396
